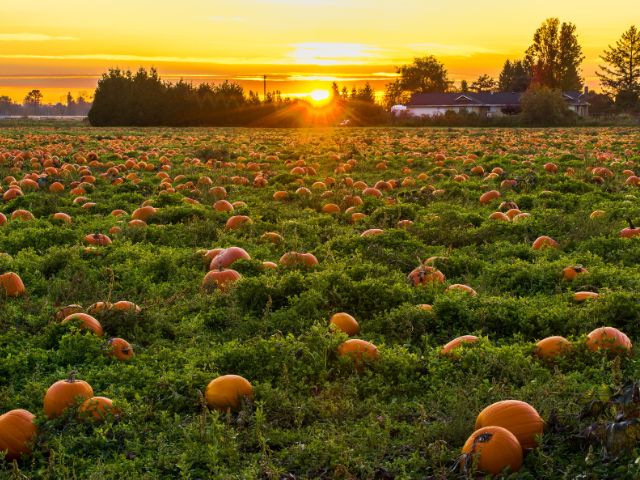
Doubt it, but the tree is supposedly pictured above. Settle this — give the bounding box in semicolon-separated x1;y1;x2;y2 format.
469;74;496;92
597;25;640;111
525;18;584;91
384;55;451;108
520;86;572;125
498;59;532;92
23;89;43;112
460;80;469;92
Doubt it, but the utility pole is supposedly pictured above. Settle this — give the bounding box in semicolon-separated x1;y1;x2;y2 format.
263;75;267;101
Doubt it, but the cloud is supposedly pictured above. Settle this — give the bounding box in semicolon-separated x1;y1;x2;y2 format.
406;43;500;57
208;16;245;22
0;33;78;42
290;43;382;65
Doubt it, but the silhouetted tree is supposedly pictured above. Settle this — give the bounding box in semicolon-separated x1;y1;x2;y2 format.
470;74;497;92
384;55;451;108
597;25;640;111
498;60;532;92
525;18;584;90
459;79;469;92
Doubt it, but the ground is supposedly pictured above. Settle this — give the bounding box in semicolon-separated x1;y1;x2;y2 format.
1;126;640;479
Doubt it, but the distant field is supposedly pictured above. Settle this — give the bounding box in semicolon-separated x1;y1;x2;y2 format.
1;127;639;478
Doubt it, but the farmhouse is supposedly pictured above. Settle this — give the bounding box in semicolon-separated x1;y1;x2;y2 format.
405;90;589;117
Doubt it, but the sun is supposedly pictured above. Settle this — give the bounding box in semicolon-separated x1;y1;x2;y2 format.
309;89;331;105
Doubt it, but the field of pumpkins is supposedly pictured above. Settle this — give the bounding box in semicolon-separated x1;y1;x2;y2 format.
1;125;640;478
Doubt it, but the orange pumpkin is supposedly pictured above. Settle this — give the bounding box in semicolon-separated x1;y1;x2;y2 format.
61;313;104;336
52;212;72;224
361;228;383;237
562;266;588;281
535;336;571;360
55;304;83;321
337;339;379;369
475;400;544;450
441;335;479;355
84;233;112;246
260;232;283;244
201;269;241;292
210;247;251;270
574;291;599;302
213;200;234;212
279;252;318;268
87;301;112;315
78;396;120;422
461;426;523;475
108;337;134;361
0;272;26;297
479;190;501;204
0;409;37;461
532;236;558;250
111;301;141;313
225;215;252;230
329;313;360;336
408;265;445;286
489;211;510;221
205;375;253;411
586;327;632;353
445;284;477;296
43;373;94;419
131;205;157;221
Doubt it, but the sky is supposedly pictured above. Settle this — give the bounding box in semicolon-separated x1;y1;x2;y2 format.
0;0;638;103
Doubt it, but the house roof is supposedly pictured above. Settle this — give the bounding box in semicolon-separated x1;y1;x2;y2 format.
408;91;588;107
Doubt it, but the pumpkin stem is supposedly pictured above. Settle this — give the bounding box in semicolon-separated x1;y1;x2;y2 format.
626;217;636;230
67;370;78;383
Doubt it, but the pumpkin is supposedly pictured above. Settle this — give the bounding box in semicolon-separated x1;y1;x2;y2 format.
261;261;278;269
475;400;544;450
11;209;35;221
210;186;228;199
78;396;120;422
417;304;432;311
574;291;599;302
210;247;251;269
562;265;588;281
0;272;26;297
272;190;288;201
535;336;571;360
43;373;94;418
489;211;510;221
445;284;477;296
543;162;558;173
461;426;523;475
108;337;134;361
441;335;479;355
61;313;104;336
0;213;6;226
279;252;318;268
202;269;241;292
408;265;445;286
532;236;558;250
479;190;500;204
397;219;414;229
361;228;383;237
337;339;379;369
225;215;252;230
351;212;367;223
111;301;141;313
131;206;157;221
321;203;340;214
589;210;606;219
260;232;283;244
205;375;253;411
329;313;360;336
213;200;234;212
87;301;112;315
84;233;112;246
52;212;72;224
0;409;37;461
620;218;640;238
55;304;83;321
586;327;632;353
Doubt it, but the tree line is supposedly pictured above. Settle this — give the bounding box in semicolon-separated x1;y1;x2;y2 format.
0;91;91;117
384;20;640;115
87;68;386;127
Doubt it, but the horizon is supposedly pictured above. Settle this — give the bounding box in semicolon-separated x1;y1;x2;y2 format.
1;0;638;103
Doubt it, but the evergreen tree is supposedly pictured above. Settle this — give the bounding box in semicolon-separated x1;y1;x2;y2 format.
597;25;640;111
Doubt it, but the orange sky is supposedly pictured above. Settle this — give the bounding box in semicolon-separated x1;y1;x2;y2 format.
0;0;638;103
